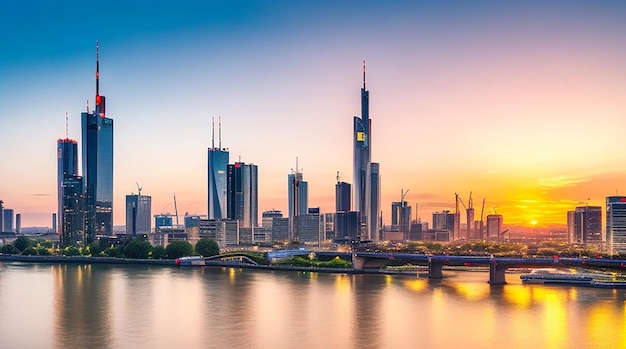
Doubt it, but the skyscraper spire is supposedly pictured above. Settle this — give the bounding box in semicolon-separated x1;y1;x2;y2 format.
219;116;222;149
362;60;366;90
211;116;215;149
96;41;100;97
65;112;69;139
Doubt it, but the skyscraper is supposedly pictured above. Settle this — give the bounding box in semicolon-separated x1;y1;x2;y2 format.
606;196;626;254
61;175;85;247
568;206;602;244
227;162;258;228
288;168;308;223
3;208;14;233
335;181;351;212
353;61;380;241
208;118;229;219
57;122;79;234
126;194;152;236
82;42;113;240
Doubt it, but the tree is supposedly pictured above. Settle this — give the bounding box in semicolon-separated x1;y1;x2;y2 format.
102;246;122;258
89;240;103;256
62;246;81;256
151;245;166;259
195;238;220;257
123;238;152;259
165;240;193;259
1;244;19;254
13;236;32;252
22;246;37;255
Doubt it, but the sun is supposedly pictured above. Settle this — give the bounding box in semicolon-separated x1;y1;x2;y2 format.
530;220;537;226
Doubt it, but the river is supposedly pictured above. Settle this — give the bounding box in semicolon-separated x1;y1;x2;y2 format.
0;262;624;348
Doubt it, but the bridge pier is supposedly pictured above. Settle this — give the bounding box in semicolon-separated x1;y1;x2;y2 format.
489;262;507;285
352;254;365;271
429;261;444;278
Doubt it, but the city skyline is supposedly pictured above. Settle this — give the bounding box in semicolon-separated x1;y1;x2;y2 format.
2;1;626;229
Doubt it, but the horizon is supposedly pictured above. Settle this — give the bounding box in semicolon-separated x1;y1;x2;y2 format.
2;1;626;229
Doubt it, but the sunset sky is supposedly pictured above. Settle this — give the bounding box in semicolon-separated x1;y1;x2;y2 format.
2;1;626;229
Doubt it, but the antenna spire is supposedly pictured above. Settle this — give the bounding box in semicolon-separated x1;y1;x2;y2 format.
211;116;215;149
219;116;222;149
96;41;100;96
65;112;69;139
362;60;366;90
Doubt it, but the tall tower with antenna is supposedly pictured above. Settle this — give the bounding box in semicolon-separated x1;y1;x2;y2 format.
82;41;114;241
353;61;380;242
57;112;79;241
208;116;230;219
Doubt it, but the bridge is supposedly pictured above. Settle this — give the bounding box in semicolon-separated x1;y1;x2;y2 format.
352;252;626;284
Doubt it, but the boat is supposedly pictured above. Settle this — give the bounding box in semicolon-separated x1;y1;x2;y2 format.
589;280;626;289
520;268;596;285
176;256;205;266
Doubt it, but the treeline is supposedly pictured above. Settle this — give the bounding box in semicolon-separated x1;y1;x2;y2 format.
364;240;623;259
0;236;220;260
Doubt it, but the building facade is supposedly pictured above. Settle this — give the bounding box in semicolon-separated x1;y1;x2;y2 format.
2;208;14;233
227;162;258;228
57;138;78;233
353;62;380;242
486;214;503;240
335;181;351;212
606;196;626;254
208;119;229;220
82;42;113;239
125;194;152;236
61;175;85;247
568;206;602;244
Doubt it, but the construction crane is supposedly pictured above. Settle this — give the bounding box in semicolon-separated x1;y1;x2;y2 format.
173;193;179;226
479;198;486;240
136;182;142;196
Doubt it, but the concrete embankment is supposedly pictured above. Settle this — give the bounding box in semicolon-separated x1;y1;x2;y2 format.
0;254;176;265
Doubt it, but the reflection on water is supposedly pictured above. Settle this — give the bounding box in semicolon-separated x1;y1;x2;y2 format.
1;263;625;348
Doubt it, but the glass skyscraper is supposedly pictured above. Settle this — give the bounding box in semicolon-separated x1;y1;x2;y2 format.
227;162;258;228
61;175;85;247
82;42;113;240
353;61;380;242
126;194;152;236
606;196;626;254
208;148;229;219
57;138;78;234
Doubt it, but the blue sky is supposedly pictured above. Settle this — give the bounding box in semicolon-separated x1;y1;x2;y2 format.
2;1;626;228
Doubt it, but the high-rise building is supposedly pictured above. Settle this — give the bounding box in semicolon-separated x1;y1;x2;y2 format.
0;200;3;233
208;118;229;219
486;214;503;240
288;168;308;241
353;61;380;242
391;201;411;234
15;213;21;234
3;208;14;233
125;194;152;236
433;210;456;233
227;162;258;228
61;175;84;247
606;196;626;254
52;213;57;232
57;137;78;233
295;208;323;244
335;181;351;212
568;206;602;244
82;42;113;240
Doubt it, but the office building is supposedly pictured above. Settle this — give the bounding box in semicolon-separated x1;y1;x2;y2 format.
57;137;79;233
262;211;289;242
288;168;308;241
391;201;411;234
295;208;323;244
606;196;626;254
227;162;258;228
3;208;14;233
568;206;602;244
335;211;360;241
0;200;3;233
61;175;85;247
486;214;503;240
154;214;174;231
82;42;113;240
15;213;21;234
335;181;351;212
125;194;152;236
52;213;57;232
208;118;229;219
433;211;456;233
353;62;380;242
